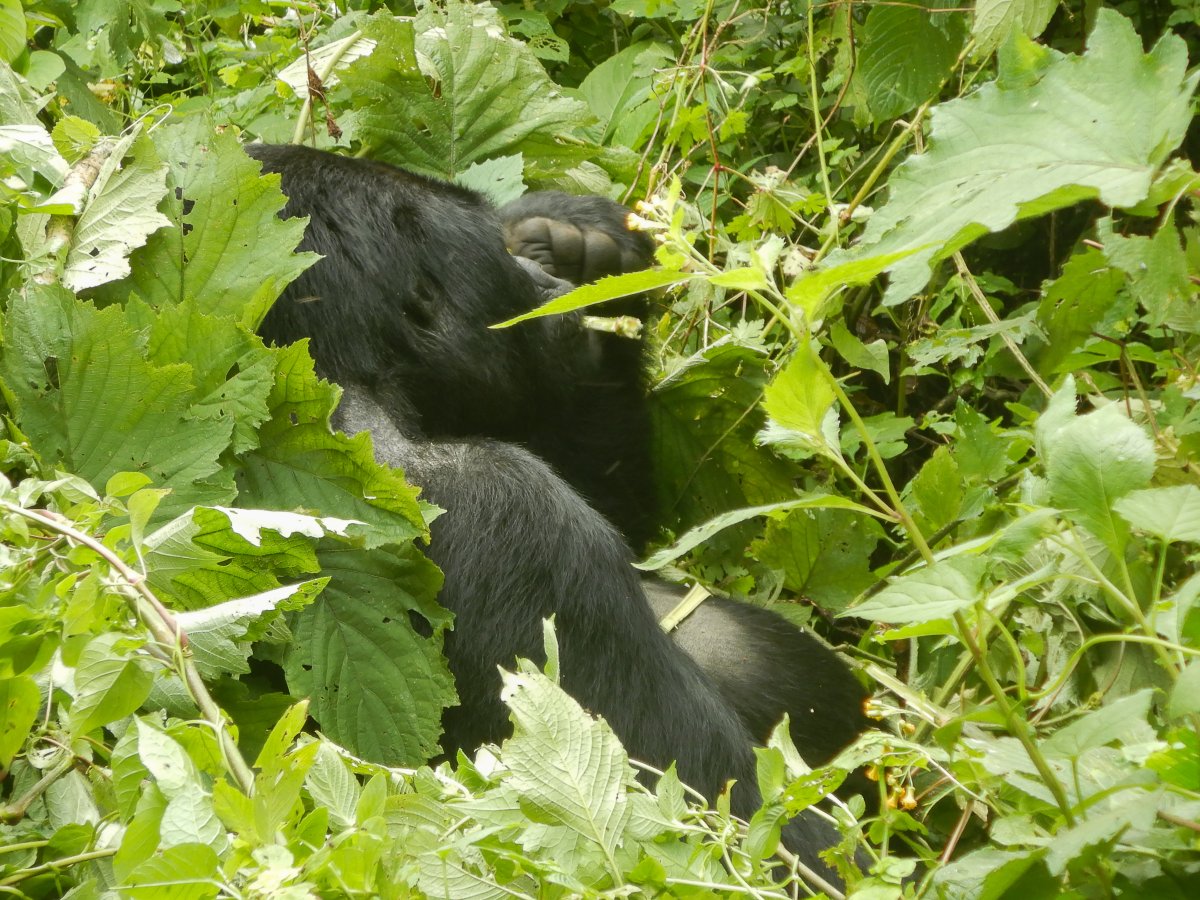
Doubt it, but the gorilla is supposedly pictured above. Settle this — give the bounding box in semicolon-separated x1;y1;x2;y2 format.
247;143;868;882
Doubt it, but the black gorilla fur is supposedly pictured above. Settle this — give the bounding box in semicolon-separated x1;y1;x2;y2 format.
249;143;865;881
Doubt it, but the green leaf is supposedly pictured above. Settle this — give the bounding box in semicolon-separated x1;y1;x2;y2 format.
826;10;1198;304
1105;223;1200;333
1034;248;1128;374
762;342;837;453
857;4;963;121
236;344;427;548
1168;661;1200;720
578;42;673;147
101;120;315;328
841;557;982;624
454;153;526;206
829;321;890;383
638;493;879;571
69;634;155;736
1042;690;1154;757
972;0;1057;57
0;675;39;766
121;843;221;899
0;0;23;64
494;268;690;327
501;666;634;852
753;508;883;612
305;741;360;828
175;580;325;679
1043;404;1156;555
284;544;452;765
1115;485;1200;544
342;7;597;181
55;131;171;291
0;287;237;521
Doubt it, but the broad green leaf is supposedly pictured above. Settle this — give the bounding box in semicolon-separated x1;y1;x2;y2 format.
454;153;526;206
342;7;597;181
1105;223;1200;333
1168;661;1200;720
857;4;963;121
638;493;879;571
1043;690;1154;757
785;247;918;321
1043;404;1155;555
825;10;1198;305
57;131;171;291
69;634;155;736
101;120;315;328
494;268;690;327
144;505;322;612
121;843;221;900
753;508;883;612
305;741;360;828
176;581;325;678
501;666;634;851
284;544;452;765
0;0;22;64
0;58;41;126
1034;248;1129;374
1044;799;1158;876
134;299;277;456
762;342;836;451
841;557;982;623
972;0;1056;57
1115;485;1200;544
235;344;426;549
909;446;964;534
829;321;890;383
932;847;1051;900
0;675;39;766
578;42;673;147
0;286;237;520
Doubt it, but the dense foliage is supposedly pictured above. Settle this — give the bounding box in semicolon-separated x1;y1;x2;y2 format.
1;1;1198;897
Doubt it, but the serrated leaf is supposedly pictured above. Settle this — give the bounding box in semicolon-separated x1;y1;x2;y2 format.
1043;404;1155;555
101;120;315;328
858;4;963;120
826;10;1198;305
495;268;689;327
343;7;597;180
454;153;526;206
0;286;237;521
638;493;878;571
501;667;634;852
176;581;326;678
1043;689;1153;757
69;634;154;736
60;131;171;291
829;321;890;383
973;0;1057;57
841;557;982;623
762;342;836;451
1115;485;1200;544
235;344;427;549
305;741;360;828
0;675;39;766
284;543;452;765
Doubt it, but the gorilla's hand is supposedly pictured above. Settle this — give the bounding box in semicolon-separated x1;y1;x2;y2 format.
500;191;653;286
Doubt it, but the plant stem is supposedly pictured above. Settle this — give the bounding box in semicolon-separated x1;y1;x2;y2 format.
0;503;256;795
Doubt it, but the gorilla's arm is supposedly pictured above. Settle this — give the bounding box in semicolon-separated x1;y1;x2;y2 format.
335;385;847;885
